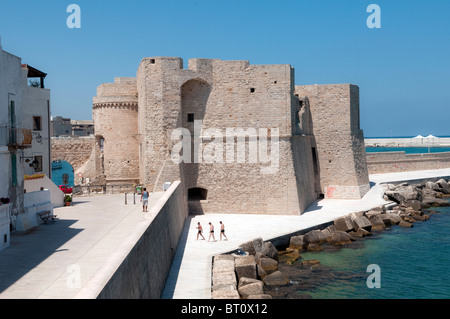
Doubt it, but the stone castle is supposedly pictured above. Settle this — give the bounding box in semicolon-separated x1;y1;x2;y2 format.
87;57;370;215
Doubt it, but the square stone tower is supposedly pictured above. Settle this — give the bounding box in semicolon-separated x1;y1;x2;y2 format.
136;57;319;214
295;84;370;199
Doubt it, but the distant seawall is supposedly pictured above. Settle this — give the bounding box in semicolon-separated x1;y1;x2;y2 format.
367;151;450;174
365;137;450;147
75;181;188;299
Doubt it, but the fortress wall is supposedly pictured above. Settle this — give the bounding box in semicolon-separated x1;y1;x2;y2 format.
51;137;95;172
184;136;317;215
76;181;188;299
295;84;370;199
367;151;450;174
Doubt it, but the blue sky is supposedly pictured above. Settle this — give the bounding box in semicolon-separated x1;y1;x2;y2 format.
1;0;449;137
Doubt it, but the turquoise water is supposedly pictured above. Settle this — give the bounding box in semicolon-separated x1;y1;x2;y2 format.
51;160;75;187
298;205;450;299
366;147;450;154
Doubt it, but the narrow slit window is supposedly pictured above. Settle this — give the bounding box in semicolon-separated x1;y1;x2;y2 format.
187;113;194;123
33;116;42;131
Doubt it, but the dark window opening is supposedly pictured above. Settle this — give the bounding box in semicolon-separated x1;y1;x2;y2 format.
250;88;255;93
4;234;7;244
187;113;195;123
312;147;319;175
188;188;208;200
150;59;156;64
33;116;42;131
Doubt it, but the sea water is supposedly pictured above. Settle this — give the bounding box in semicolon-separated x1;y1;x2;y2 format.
297;204;450;299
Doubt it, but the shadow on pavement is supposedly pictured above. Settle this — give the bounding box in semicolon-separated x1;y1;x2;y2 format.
0;219;82;294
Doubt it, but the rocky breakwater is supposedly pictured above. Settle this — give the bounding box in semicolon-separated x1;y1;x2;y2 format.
211;178;450;299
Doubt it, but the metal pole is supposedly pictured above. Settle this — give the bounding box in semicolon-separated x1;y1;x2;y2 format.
133;193;136;205
125;193;127;205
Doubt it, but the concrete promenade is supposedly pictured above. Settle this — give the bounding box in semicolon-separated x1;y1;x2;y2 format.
1;168;449;299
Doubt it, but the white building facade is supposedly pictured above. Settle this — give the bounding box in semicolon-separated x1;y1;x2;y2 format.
0;37;52;247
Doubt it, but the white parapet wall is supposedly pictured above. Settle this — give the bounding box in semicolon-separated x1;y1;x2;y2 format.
25;175;64;208
0;204;10;251
15;190;54;232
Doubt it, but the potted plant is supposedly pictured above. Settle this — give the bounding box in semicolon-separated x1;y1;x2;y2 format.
64;195;72;206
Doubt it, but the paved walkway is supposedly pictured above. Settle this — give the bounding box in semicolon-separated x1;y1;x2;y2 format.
0;168;449;299
0;192;164;299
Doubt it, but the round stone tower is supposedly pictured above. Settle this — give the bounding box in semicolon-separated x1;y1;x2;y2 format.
92;77;140;186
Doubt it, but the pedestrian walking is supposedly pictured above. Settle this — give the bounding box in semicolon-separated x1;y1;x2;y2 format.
196;222;205;240
140;188;149;212
219;221;228;241
208;222;216;242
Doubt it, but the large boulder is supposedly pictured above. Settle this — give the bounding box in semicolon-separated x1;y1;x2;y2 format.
422;197;450;207
328;230;353;246
352;216;372;232
289;235;306;250
349;227;372;238
384;190;406;204
257;257;278;274
436;179;450;194
264;241;279;259
239;237;265;256
385;185;423;203
369;214;386;231
384;213;403;225
304;230;327;245
399;220;414;228
262;271;290;286
238;281;264;299
334;215;354;232
238;277;261;289
235;255;257;280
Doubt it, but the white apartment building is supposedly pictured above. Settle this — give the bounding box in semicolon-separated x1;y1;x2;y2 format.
0;37;53;248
